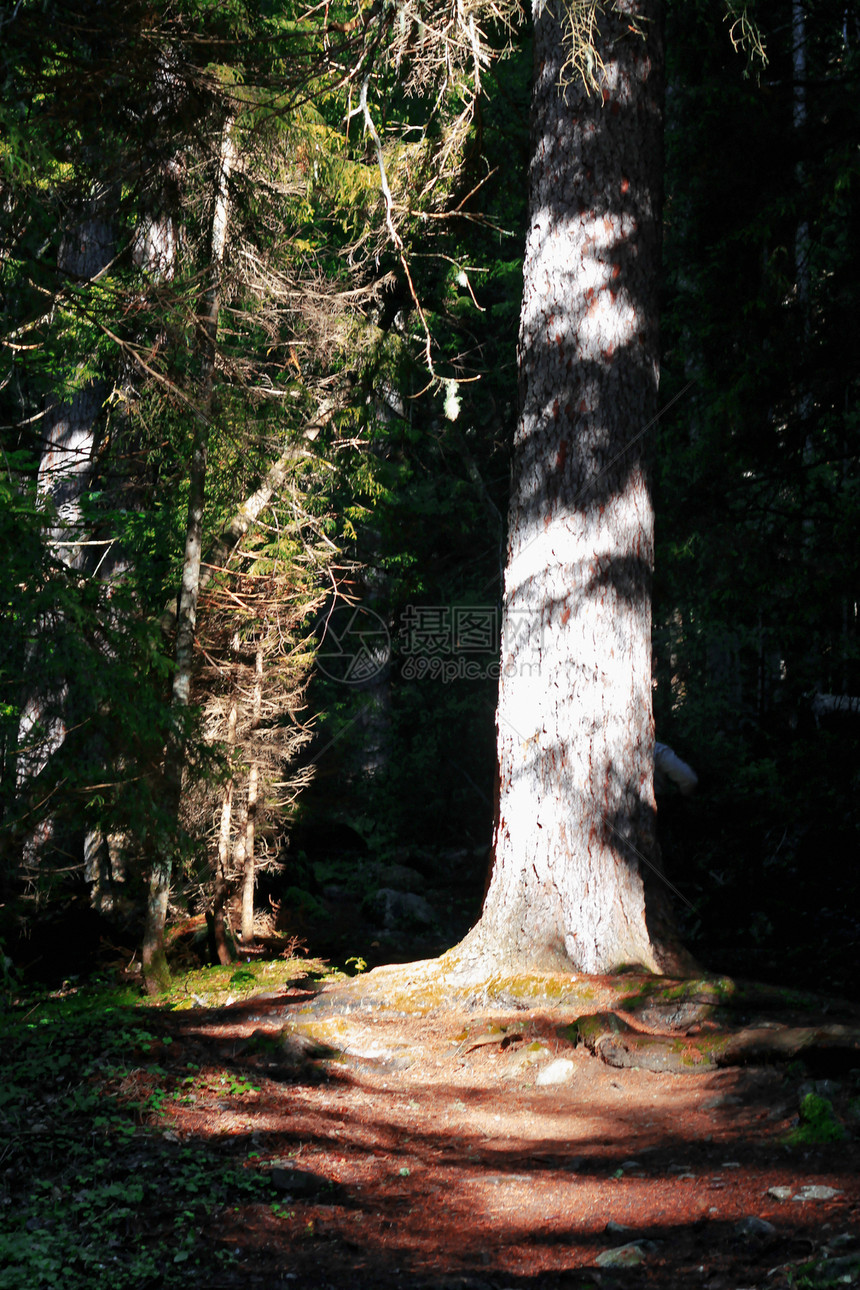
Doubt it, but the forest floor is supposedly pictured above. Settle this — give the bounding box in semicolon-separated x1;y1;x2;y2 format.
6;954;858;1290
149;965;860;1290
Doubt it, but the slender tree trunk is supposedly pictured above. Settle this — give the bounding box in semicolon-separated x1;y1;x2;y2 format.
143;120;236;992
159;443;313;638
207;693;238;965
240;642;263;945
15;211;114;870
454;0;695;978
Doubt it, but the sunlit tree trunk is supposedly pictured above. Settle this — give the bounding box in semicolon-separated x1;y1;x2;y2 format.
240;641;263;945
455;0;695;977
143;119;236;991
207;692;238;965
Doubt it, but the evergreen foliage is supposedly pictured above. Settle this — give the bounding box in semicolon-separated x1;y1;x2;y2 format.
2;0;859;988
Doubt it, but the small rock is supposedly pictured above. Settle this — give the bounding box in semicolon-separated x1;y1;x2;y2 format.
371;888;437;930
620;1160;643;1169
595;1241;659;1267
800;1079;843;1100
375;863;427;893
808;1254;860;1284
382;1054;415;1071
734;1216;776;1238
793;1184;842;1201
605;1220;632;1234
767;1186;794;1201
501;1045;550;1077
825;1233;857;1251
536;1058;576;1086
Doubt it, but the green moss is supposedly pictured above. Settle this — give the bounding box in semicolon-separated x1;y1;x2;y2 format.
568;1014;614;1046
135;956;334;1010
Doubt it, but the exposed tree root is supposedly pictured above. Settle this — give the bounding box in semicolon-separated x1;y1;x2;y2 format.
571;1010;860;1073
336;959;860;1076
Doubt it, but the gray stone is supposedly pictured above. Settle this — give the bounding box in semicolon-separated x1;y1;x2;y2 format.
372;888;437;930
595;1241;660;1267
734;1216;776;1238
806;1254;860;1285
375;863;427;893
800;1079;843;1101
824;1234;857;1252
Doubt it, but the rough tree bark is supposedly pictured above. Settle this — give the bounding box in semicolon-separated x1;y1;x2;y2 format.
455;0;695;977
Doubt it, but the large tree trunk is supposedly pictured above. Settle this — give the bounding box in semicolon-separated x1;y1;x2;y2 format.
456;0;694;977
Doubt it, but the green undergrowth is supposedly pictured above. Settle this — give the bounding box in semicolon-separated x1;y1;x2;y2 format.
0;960;336;1290
784;1093;848;1147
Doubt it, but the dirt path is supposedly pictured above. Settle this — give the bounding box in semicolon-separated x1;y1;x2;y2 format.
142;962;860;1289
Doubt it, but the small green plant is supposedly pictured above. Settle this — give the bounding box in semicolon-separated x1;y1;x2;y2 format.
219;1073;261;1097
345;955;368;974
785;1093;847;1146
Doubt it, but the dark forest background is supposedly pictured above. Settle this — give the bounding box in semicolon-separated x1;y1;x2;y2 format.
1;0;858;993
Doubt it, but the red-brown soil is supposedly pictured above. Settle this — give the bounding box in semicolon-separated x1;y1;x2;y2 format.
147;963;860;1290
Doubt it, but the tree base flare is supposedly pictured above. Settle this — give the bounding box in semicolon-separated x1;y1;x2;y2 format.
446;914;700;982
344;956;860;1076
